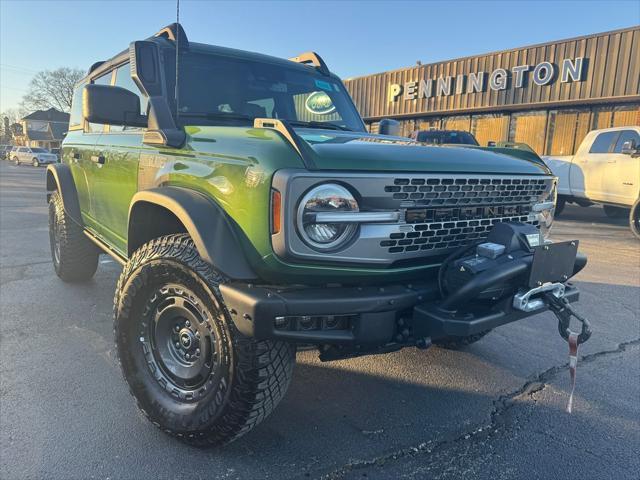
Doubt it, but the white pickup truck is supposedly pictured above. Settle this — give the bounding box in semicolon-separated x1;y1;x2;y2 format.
544;126;640;239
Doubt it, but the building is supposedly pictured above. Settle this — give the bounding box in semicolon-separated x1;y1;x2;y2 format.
344;27;639;156
16;108;70;150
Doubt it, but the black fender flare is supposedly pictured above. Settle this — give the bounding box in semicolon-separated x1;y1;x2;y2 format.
128;187;258;281
45;164;83;225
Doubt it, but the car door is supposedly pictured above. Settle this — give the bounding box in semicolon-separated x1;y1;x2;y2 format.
17;147;29;163
602;129;640;206
87;62;146;256
579;130;619;203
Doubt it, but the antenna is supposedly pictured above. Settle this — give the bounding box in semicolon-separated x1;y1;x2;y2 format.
175;0;180;121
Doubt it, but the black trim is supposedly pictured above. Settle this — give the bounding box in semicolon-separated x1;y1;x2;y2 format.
45;164;82;225
128;187;258;281
218;279;581;346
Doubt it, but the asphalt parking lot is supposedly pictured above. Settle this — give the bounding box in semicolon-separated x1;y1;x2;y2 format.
0;160;638;480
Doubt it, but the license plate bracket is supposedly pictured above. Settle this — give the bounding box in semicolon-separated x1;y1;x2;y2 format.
528;240;579;288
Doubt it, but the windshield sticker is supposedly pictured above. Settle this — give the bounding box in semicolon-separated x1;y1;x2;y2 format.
314;79;333;91
305;91;336;115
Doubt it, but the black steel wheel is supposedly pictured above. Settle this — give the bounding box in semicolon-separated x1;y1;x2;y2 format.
48;190;99;282
114;234;295;446
630;199;640;240
32;158;39;167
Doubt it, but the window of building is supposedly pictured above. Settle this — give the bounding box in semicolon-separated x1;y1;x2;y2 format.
613;130;640;153
87;73;114;133
545;109;591;156
69;81;87;130
592;104;640;129
109;63;148;133
442;115;471;132
589;131;618;153
471;114;509;147
508;111;548;155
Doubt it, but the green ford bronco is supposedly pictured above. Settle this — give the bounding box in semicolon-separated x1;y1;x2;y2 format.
47;24;587;446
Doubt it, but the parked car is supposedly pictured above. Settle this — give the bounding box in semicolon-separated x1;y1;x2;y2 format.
411;129;479;146
11;146;58;167
544;126;640;238
47;23;586;446
0;145;13;160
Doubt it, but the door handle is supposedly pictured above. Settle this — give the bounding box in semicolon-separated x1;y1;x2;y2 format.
91;155;105;165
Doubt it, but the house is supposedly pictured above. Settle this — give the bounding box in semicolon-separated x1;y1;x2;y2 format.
16;108;70;150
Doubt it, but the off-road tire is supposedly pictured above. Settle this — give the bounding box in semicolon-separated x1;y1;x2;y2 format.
603;204;628;219
630;199;640;240
48;190;99;282
114;234;295;447
32;158;39;167
433;330;491;349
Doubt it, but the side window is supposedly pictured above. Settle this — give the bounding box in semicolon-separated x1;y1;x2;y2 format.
87;73;113;133
613;130;640;153
588;132;618;153
110;63;147;132
69;82;86;130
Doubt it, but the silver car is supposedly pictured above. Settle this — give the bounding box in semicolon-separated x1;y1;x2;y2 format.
11;146;58;167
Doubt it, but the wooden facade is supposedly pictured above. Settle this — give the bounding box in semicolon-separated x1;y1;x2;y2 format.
345;27;640;120
343;27;640;155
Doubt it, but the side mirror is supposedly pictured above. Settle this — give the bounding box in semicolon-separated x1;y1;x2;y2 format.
378;118;401;136
83;84;146;127
621;140;637;155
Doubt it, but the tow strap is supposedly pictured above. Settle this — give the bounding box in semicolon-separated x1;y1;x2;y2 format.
545;293;592;413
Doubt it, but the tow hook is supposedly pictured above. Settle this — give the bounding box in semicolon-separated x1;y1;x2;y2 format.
545;292;592;345
544;291;592;413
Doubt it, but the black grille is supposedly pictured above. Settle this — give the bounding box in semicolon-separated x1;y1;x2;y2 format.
381;214;539;254
384;177;548;206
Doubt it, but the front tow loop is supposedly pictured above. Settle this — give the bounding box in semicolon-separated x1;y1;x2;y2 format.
545;292;592;413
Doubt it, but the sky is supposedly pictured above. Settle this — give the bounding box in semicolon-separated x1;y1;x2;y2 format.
1;0;639;111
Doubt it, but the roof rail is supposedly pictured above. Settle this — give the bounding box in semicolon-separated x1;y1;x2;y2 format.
289;52;330;76
153;23;189;49
88;61;106;75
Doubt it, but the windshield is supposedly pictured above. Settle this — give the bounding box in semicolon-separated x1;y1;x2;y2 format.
167;51;365;132
416;131;479;146
31;148;48;153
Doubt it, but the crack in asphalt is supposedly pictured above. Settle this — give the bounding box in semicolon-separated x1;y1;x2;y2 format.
317;337;640;480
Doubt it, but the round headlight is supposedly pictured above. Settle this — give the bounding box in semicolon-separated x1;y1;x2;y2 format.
297;183;359;250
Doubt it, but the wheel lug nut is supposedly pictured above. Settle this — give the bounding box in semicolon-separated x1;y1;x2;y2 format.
185;353;191;360
174;325;180;332
195;348;200;356
185;320;190;327
175;342;181;348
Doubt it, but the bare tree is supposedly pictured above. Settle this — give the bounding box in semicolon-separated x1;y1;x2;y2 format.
0;108;25;143
21;67;84;113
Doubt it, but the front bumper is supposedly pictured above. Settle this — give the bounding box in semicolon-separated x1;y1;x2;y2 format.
219;280;580;347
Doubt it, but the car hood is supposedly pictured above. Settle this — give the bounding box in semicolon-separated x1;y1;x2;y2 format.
295;129;550;175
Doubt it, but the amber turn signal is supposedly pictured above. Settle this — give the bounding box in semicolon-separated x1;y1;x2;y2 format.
271;189;282;234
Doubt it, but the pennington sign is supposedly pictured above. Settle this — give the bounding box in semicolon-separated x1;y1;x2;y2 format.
389;58;586;102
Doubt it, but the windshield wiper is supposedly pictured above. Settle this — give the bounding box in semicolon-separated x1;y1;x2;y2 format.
288;120;352;131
